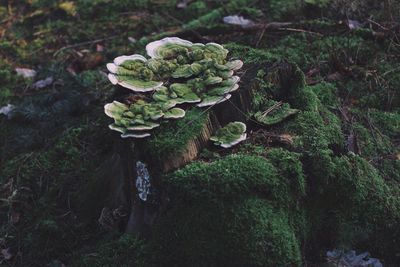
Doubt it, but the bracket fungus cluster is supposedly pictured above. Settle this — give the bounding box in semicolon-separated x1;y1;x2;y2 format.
104;37;244;138
104;100;185;138
210;121;247;148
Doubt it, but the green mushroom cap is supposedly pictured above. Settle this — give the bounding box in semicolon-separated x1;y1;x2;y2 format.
210;121;247;148
105;37;243;139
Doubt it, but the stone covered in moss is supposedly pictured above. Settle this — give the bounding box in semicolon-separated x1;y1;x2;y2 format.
167;154;285;199
308;154;400;262
257;63;400;262
152;198;301;267
152;154;305;266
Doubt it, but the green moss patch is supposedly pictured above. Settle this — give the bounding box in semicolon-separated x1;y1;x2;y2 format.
143;108;208;161
152;197;301;267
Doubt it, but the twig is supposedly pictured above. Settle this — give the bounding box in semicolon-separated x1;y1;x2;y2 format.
53;35;121;57
277;27;323;36
255;24;267;47
261;101;282;117
225;98;269;127
367;18;390;31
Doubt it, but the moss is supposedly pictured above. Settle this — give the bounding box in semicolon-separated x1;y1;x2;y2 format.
270;34;378;67
152;197;301;267
71;234;149;267
166;154;286;202
224;43;276;64
2;127;92;186
267;148;306;198
309;82;338;107
286;108;343;153
379;159;400;183
186;1;208;17
267;0;300;20
164;153;307;259
284;66;320;112
184;8;223;29
356;109;400;139
308;154;400;262
143;108;208;161
149;138;307;267
351;122;392;158
0;59;18;105
278;66;344;153
266;148;308;237
0;124;111;265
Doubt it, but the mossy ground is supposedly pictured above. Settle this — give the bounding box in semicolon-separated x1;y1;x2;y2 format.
0;0;399;266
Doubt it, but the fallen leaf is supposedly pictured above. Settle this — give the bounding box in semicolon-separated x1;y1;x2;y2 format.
96;44;104;52
15;68;36;78
277;134;294;145
223;15;255;28
326;72;343;82
59;1;77;16
347;19;363;30
128;37;137;43
0;104;15;119
10;211;20;224
67;53;104;74
1;248;12;260
32;76;53;89
177;0;193;8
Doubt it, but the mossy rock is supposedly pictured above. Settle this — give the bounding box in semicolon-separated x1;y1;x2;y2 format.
285;108;344;153
166;154;301;205
157;153;307;266
151;197;301;267
308;153;400;262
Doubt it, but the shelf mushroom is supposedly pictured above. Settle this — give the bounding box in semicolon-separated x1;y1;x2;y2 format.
210;121;247;148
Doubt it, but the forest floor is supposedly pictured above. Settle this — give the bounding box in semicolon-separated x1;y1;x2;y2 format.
0;0;399;266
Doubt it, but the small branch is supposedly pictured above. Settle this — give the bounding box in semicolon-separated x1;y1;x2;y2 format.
367;18;390;31
261;101;283;117
53;35;121;57
277;27;323;36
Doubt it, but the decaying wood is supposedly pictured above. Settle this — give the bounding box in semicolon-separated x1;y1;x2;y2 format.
162;114;219;172
160;64;260;172
104;64;265;234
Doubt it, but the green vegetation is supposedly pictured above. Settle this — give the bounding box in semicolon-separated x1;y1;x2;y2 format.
154;154;304;266
104;38;243;138
71;234;150;267
0;0;399;266
152;197;301;267
143;108;208;161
